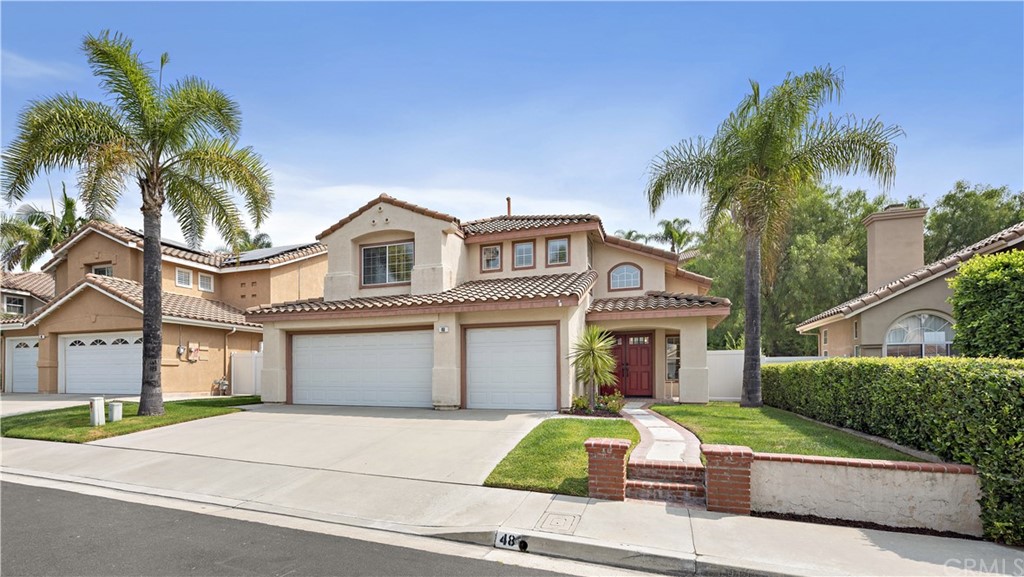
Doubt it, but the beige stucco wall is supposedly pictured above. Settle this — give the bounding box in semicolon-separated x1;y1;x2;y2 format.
218;268;272;310
859;273;954;349
750;459;983;536
819;318;855;357
865;208;927;290
3;288;259;394
55;232;139;293
466;231;592;282
664;274;704;295
590;243;668;298
321;201;462;300
268;254;328;306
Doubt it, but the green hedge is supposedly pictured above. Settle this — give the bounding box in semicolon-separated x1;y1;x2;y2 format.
762;357;1024;545
950;250;1024;359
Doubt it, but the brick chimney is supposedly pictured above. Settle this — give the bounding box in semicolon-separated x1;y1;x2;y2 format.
863;204;929;290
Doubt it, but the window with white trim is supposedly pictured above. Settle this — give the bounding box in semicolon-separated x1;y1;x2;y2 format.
481;244;501;271
4;296;25;314
92;264;113;276
884;312;955;357
513;241;534;269
610;264;642;290
362;241;414;286
175;267;193;288
198;273;215;292
547;237;569;266
666;335;680;381
823;329;829;345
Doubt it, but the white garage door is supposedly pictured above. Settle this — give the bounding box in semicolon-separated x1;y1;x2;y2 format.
292;330;433;407
6;338;39;393
63;332;143;395
466;326;557;410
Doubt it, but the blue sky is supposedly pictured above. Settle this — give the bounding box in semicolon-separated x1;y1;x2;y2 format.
2;1;1022;251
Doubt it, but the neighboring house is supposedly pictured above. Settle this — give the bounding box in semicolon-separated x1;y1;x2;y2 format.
247;194;731;411
1;271;55;318
1;221;327;395
797;205;1024;357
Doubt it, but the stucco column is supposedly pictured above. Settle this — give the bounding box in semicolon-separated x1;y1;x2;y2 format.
259;325;288;403
432;313;460;409
37;335;58;393
678;317;709;403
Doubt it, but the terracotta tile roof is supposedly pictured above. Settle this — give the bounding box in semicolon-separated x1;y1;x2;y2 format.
1;314;27;325
248;271;598;317
797;220;1024;330
604;235;679;263
588;291;731;314
22;274;260;329
43;220;324;271
1;271;55;301
461;215;603;237
317;194;460;241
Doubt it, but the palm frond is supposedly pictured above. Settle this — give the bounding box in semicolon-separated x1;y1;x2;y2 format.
77;141;133;219
162;76;241;150
644;136;718;215
82;31;158;135
2;94;127;203
794;114;903;191
167;138;273;228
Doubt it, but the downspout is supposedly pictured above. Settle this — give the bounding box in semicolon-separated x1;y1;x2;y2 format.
223;326;238;395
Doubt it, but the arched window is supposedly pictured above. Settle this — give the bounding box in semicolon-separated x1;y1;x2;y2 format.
90;339;107;346
111;338;129;345
68;340;86;347
884;312;955;357
609;263;642;290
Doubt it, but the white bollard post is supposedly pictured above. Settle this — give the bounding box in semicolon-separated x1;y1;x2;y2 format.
89;397;106;427
108;402;123;423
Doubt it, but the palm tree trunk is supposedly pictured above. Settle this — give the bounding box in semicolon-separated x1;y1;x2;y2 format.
741;231;763;408
138;202;165;416
588;379;596;412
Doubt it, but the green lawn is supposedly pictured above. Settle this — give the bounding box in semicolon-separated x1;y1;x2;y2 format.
652;402;920;461
484;417;640;497
1;396;263;443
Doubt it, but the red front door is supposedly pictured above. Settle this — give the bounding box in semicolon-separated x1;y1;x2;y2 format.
604;333;654;397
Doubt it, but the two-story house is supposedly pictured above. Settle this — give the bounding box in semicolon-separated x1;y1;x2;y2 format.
2;271;54;318
247;194;731;410
1;220;327;395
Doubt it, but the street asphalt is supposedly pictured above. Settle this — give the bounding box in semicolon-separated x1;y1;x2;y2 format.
0;482;569;577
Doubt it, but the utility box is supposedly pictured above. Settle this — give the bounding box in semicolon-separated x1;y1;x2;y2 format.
89;397;106;427
108;402;123;423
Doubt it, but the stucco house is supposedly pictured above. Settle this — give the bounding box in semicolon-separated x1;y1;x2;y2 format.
247;194;731;411
797;205;1024;357
1;221;327;395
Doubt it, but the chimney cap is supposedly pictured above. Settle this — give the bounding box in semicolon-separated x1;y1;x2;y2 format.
884;203;906;211
862;206;929;227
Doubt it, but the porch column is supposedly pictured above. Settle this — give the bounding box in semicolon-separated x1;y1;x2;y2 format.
432;312;460;410
259;325;288;403
678;317;709;403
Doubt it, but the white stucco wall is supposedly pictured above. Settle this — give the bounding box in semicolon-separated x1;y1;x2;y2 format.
749;458;983;536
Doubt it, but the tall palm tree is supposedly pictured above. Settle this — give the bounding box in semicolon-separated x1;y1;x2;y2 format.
651;217;695;254
645;66;901;407
217;229;272;254
614;229;649;244
1;183;94;271
2;32;272;416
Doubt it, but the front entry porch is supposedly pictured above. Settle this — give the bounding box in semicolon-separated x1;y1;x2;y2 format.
602;332;655;397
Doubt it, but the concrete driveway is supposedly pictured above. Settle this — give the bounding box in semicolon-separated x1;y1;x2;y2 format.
91;404;549;485
0;393;221;417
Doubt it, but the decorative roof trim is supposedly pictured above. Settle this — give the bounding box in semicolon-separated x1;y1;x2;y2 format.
317;194;460;241
586;306;731;322
249;296;575;323
462;221;603;244
673;267;713;288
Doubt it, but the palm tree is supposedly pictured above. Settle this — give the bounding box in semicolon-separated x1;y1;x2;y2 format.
568;326;618;411
614;229;649;244
650;217;695;254
217;229;272;254
2;32;272;416
645;66;901;407
1;183;94;271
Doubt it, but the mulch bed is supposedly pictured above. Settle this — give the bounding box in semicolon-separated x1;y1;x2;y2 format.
560;408;623;418
751;511;981;541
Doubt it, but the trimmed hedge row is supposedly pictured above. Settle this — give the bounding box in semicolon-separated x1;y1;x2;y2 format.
762;357;1024;545
950;250;1024;359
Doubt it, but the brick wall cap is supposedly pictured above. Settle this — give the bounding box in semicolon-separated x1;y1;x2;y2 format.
585;438;633;450
752;452;975;474
701;444;753;457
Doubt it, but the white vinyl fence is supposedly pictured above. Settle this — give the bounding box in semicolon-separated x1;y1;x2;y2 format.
231;351;263;396
708;351;823;401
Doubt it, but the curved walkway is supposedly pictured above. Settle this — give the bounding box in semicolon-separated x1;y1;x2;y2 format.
621;401;702;465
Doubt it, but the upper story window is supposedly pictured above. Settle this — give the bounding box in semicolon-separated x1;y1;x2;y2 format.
362;241;414;286
481;244;502;272
547;237;569;266
822;329;829;346
198;273;215;292
513;241;534;269
175;268;193;288
609;263;642;290
4;296;25;315
885;312;955;357
853;320;859;340
92;264;113;277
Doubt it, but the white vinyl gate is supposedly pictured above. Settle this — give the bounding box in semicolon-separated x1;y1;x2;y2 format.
231;351;263;395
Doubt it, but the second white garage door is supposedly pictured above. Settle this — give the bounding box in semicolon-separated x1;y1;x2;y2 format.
63;332;143;395
292;330;433;407
466;326;557;410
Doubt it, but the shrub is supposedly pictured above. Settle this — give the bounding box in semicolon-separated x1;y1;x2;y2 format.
949;250;1024;359
763;357;1024;545
570;395;590;413
597;391;626;413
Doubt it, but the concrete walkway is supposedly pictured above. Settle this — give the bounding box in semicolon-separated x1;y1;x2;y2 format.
621;401;702;465
2;435;1020;576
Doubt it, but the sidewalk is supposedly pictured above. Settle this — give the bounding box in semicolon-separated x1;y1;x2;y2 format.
2;436;1020;576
